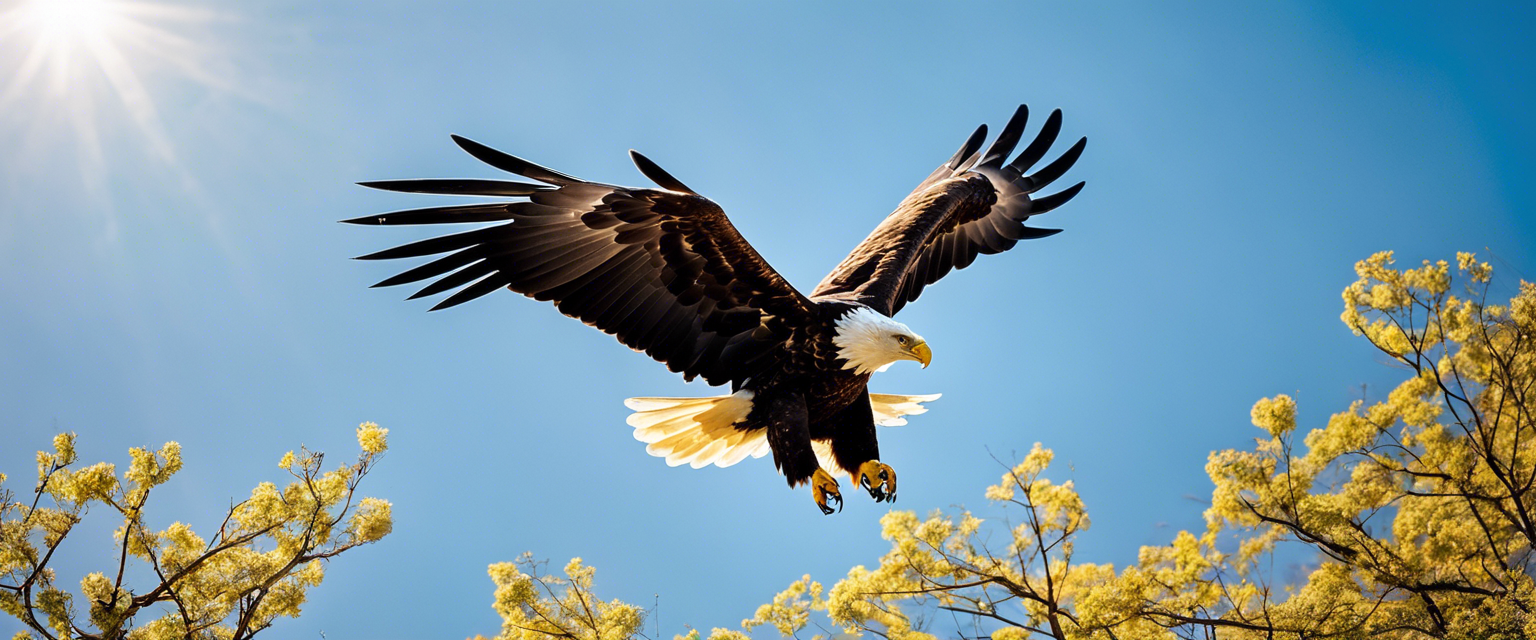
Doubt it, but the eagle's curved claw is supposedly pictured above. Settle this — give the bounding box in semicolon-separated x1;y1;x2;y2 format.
811;468;842;515
858;460;898;503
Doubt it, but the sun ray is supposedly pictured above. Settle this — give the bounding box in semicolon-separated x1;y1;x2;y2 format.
0;36;50;109
85;27;177;164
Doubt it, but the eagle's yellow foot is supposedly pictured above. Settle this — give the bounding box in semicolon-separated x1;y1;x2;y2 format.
858;460;897;503
811;468;842;515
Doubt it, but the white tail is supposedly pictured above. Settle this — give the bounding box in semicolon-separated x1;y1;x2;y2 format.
869;393;941;426
626;391;940;472
625;391;767;469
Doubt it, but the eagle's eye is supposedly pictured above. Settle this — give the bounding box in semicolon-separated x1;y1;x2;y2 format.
895;335;910;347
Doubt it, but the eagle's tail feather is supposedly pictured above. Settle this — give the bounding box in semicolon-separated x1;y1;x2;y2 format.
625;391;940;471
869;392;941;426
625;391;766;469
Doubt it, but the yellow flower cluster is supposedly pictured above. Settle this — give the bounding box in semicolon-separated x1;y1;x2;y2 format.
51;434;76;467
488;554;647;640
1174;252;1536;637
1248;394;1295;438
80;571;131;632
357;421;389;455
124;442;182;498
777;443;1097;640
671;628;749;640
351;497;394;542
1;423;393;640
1456;251;1493;283
742;575;820;637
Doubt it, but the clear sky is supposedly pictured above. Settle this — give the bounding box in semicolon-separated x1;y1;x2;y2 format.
2;1;1532;638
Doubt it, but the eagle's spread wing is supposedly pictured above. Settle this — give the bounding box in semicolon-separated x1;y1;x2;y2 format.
811;105;1085;315
346;136;816;386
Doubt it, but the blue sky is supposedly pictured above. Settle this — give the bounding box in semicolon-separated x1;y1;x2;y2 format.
2;1;1532;638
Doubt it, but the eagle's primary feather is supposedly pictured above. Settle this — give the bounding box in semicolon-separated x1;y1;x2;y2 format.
348;105;1085;513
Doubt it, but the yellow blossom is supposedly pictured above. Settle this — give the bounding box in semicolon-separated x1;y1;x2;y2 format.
60;462;118;505
125;441;182;494
1250;395;1296;438
350;497;393;542
3;427;390;640
990;627;1029;640
357;422;389;455
1457;251;1493;282
744;574;820;637
486;555;649;640
490;562;538;611
52;433;77;466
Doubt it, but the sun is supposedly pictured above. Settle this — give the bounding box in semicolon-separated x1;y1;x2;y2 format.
0;0;227;174
28;0;126;44
5;0;130;96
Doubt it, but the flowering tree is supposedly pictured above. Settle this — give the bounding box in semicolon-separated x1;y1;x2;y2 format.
9;250;1529;639
478;554;650;640
480;251;1536;640
1;423;394;640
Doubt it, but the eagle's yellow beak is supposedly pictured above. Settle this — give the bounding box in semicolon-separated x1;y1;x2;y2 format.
910;341;932;368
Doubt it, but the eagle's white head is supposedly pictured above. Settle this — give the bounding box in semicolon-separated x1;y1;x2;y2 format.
832;307;932;375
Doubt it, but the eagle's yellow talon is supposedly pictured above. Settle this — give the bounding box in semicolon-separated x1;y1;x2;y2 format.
857;460;897;503
811;468;842;515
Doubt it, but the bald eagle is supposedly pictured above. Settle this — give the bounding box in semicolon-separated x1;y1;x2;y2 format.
347;105;1085;514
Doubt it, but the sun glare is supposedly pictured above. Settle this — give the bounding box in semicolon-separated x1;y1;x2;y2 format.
30;0;125;42
0;0;229;177
8;0;127;94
